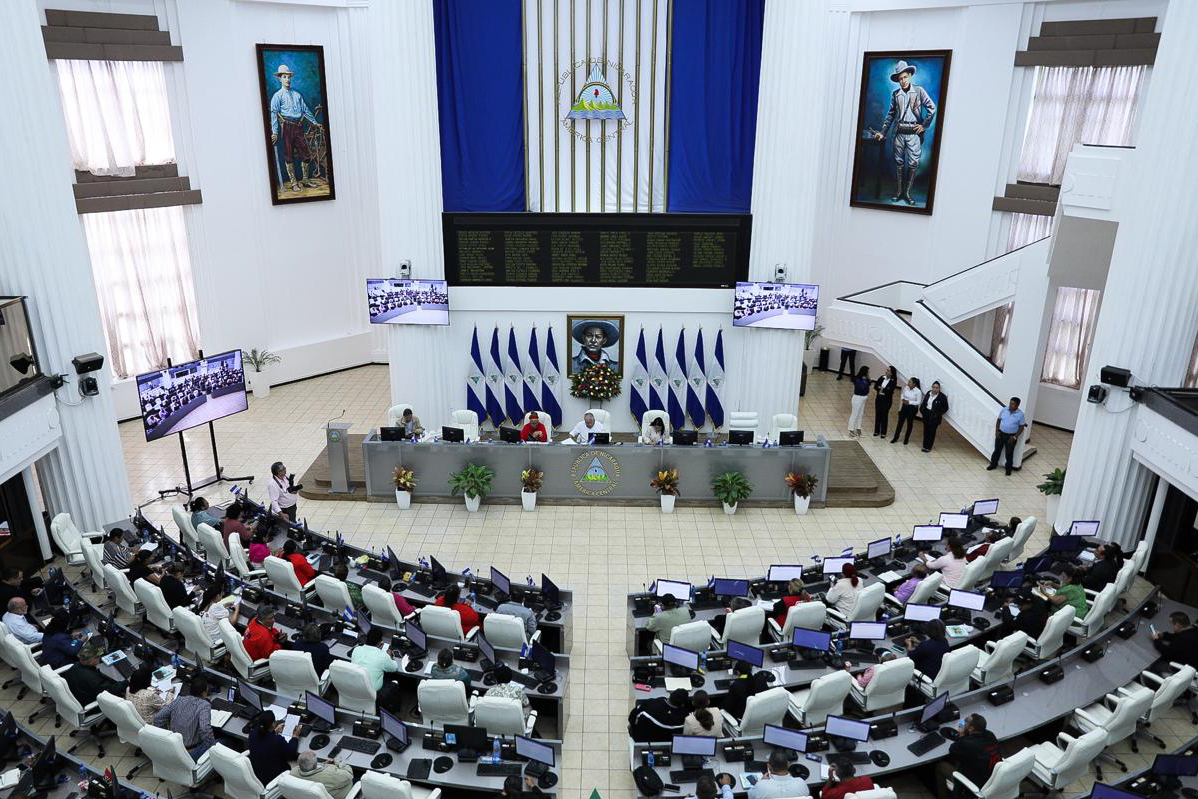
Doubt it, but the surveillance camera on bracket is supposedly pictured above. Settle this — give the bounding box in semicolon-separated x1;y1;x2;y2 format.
71;352;105;375
774;264;786;283
1099;366;1131;387
1086;384;1109;404
399;260;412;278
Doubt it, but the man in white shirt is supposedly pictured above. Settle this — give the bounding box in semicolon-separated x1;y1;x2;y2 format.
569;412;607;443
3;598;43;644
747;750;811;798
267;461;301;521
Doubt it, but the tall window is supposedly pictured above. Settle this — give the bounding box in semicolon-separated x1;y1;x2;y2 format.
55;60;200;378
988;214;1054;369
1040;287;1102;389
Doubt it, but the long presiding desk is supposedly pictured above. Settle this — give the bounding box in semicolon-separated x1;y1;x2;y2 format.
361;435;832;504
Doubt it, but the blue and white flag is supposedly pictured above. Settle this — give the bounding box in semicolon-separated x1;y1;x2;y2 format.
649;327;668;411
466;326;488;424
629;327;650;424
485;327;506;428
667;330;687;431
687;329;707;428
503;326;524;423
705;329;726;429
523;328;543;415
541;327;563;427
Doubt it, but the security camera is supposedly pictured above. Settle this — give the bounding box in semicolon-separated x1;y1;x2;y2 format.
774;264;787;282
399;260;412;278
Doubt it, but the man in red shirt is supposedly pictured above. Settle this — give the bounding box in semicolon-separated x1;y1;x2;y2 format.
433;583;479;635
819;762;874;799
966;530;1000;562
243;605;287;661
281;539;316;586
520;411;549;443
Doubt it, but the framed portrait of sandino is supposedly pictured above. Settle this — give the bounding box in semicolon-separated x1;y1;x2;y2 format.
567;315;624;378
850;50;951;215
256;43;336;205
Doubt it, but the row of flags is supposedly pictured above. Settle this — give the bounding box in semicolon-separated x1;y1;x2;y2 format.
466;326;563;429
630;328;725;430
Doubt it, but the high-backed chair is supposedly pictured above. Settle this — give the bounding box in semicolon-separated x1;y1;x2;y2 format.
269;651;329;700
638;410;671;444
1130;541;1150;574
419;605;477;642
387;404;414;428
104;565;141;619
714;607;765;647
263;556;312;603
1069;583;1116;639
827;583;885;629
96;692;149;778
9;635;53;719
50;512;102;566
81;541;107;592
417;679;470;727
1132;666;1197;749
947;746;1035;799
470;695;536;736
1005;517;1036;563
886;572;943;610
362;584;409;629
938;559;987;596
41;665;111;755
219;619;270;683
914;644;980;698
1028;728;1108;794
197;523;231;568
447;410;479;442
977;538;1014;582
1072;685;1154;781
229;537;267;583
0;624;30;695
134;578;175;634
276;773;362;799
174;607;226;664
584;408;611;428
312;575;354;615
723;686;788;737
769;602;827;643
209;742;284;799
360;770;442;799
788;670;852;726
849;656;914;713
171;505;200;552
767;413;799;443
972;631;1027;687
728;411;759;440
1094;561;1137;607
1024;605;1075;660
483;613;541;649
327;661;376;714
652;620;714;654
844;790;896;799
137;725;215;791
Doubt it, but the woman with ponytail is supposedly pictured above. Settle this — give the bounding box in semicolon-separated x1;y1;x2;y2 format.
683;690;720;736
825;562;861;615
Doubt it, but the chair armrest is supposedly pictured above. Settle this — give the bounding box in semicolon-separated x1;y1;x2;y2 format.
53;664;73;674
427;790;443;799
525;708;539;735
1084;589;1099;600
319;669;330;683
984;640;997;653
1073;707;1103;728
951;770;982;796
464;627;478;641
263;774;286;799
767;618;782;637
468;694;479;711
343;784;363;799
252;658;270;668
1056;732;1076;748
883;593;903;609
1140;671;1165;688
403;612;417;621
529;629;542;644
706;624;720;643
81;532;106;542
912;669;932;688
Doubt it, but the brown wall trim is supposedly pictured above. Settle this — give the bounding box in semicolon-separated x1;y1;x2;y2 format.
992;196;1056;216
44;41;182;61
42;25;171;46
76;189;202;214
1039;17;1155;37
1004;183;1061;202
75;164;179;183
73;176;191;199
45;10;160;30
1014;48;1155;67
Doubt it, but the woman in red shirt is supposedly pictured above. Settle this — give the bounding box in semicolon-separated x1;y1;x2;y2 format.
433;583;479;634
281;539;316;586
772;579;811;626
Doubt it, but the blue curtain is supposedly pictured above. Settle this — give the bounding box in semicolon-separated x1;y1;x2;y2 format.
433;0;525;211
666;0;765;213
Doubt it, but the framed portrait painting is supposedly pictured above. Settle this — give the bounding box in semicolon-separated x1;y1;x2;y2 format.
567;315;625;378
849;50;951;215
255;43;336;205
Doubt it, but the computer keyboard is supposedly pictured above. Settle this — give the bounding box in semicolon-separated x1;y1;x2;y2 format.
832;751;871;765
474;594;499;610
907;731;946;756
276;614;305;630
632;607;655;619
359;569;390;582
669;768;715;783
714;679;734;690
690;600;724;611
409;582;438;598
337;736;381;755
509;670;540;687
464;668;485;682
477;762;523;777
804;581;831;595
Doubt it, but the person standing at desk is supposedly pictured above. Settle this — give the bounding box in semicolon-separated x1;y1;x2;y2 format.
986;397;1027;476
433;583;480;635
64;639;125;707
244;605;287;661
281;539;316;587
891;377;922;444
570;412;607;443
1151;611;1198;669
920;381;949;452
905;618;950;679
644;595;692;646
819;762;873;799
3;598;42;644
247;709;300;786
924;537;968;589
747;750;810;798
268;461;301;522
935;713;1000;799
520;411;550;443
154;675;215;759
824;563;861;616
873;366;898;438
102;528;132;569
158;561;194;609
291;751;354;799
847;366;870;438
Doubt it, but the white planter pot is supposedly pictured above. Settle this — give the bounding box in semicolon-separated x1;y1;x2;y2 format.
1046;494;1061;532
464;494;481;513
521;491;537;511
249;369;271;398
395;490;411;510
660;494;676;514
794;494;811;515
722;502;738;515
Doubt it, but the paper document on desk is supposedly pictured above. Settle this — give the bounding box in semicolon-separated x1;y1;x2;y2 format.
268;704;289;722
0;768;20;789
876;570;902;583
101;650;128;666
211;710;233;728
754;599;775;610
946;624;973;638
423;660;435;675
138;542;158;553
1008;606;1021;618
663;677;691;692
820;764;831;781
282;713;301;738
1079;550;1096;562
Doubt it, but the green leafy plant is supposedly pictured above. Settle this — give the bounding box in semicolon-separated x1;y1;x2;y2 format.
448;463;494;500
392;467;416;492
650;468;680;497
1037;468;1066;496
521;468;544;493
711;471;753;506
569;363;622;402
803;322;824;351
785;472;819;499
245;348;281;373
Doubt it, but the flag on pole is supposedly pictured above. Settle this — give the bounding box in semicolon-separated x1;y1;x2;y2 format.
466;326;487;425
649;327;668;411
542;327;563;427
523;328;543;415
503;326;524;424
485;326;505;428
667;329;687;431
705;329;726;429
687;329;707;428
629;327;650;424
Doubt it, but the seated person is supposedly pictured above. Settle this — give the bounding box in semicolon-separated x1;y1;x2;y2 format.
291;623;334;676
247;708;300;786
40;611;83;668
281;539;316;586
1082;543;1124;591
330;561;365;610
628;688;689;742
570;412;607;443
500;775;547;799
1043;565;1088;619
824;563;861;616
397;407;423;438
924;537;968;589
935;713;1000;799
199;584;240;644
376;576;416;617
1001;590;1049;639
290;751;354;799
747;750;810;799
433;583;480;635
722;660;770;721
709;596;753;637
0;568;39;608
430;647;471;687
772;579;811;627
520;411;549;443
698;775;737;799
64;638;126;707
126;665;167;723
892;562;928;605
966;530;1001;562
1152;611;1198;670
644;595;693;646
495;598;538;639
190;497;223;534
154;675;216;759
248;531;271;566
102;528;132;569
158;561;194;609
682;690;720;736
485;664;531;718
846;651;895;689
221;503;253;548
645;417;668;444
350;627;401;713
818;762;872;799
243;605;287;661
906;618;950;679
126;549;160;585
3;597;42;644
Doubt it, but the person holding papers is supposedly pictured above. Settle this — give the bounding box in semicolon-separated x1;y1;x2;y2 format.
126;666;167;723
154;675;215;759
351;627;402;713
923;537;968;589
520;411;550;442
746;750;810;798
570;412;607;443
199;584;240;645
247;709;300;786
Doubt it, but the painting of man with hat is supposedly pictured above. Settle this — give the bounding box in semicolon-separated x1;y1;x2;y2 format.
850;50;951;214
567;315;624;377
256;44;336;204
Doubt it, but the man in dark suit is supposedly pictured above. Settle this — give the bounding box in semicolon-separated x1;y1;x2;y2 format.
1152;611;1198;670
1001;590;1048;640
920;381;949;452
722;660;771;721
935;714;1000;799
628;688;689;742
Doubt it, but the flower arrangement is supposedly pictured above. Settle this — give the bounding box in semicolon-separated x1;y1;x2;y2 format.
521;468;544;493
650;468;680;496
569;363;622;402
392;467;416;492
785;472;819;499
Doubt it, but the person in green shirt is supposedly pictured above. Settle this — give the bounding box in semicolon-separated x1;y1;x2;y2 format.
1044;565;1088;619
645;595;693;646
330;561;366;611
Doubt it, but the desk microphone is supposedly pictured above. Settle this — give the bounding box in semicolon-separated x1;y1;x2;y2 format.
326;409;346;427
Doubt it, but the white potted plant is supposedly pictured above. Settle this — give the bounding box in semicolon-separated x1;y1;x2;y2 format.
448;463;493;513
786;471;818;515
1037;468;1065;531
712;471;753;515
393;467;415;510
246;348;281;399
520;468;543;511
651;469;679;513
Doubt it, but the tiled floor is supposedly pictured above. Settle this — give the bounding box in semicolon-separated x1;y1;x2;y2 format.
10;366;1189;798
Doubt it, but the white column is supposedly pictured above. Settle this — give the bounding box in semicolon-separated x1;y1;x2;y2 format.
22;467;52;562
0;1;131;531
1057;2;1198;544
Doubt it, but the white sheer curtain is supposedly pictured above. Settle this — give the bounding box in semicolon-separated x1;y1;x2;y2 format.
81;207;201;379
55;60;175;175
1017;65;1145;184
1040;287;1102;389
989;213;1054;368
1185;332;1198;388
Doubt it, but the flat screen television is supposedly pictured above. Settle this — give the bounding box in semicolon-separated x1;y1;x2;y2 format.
732;281;819;330
136;350;248;443
366;278;449;325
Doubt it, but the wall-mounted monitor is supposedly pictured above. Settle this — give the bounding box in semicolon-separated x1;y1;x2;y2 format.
136;349;247;443
366;278;449;325
732;281;819;330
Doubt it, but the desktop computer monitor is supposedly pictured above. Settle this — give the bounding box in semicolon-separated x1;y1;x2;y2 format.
971;498;999;516
655;579;692;600
672;430;697;446
990;570;1024;589
305;691;336;726
848;621;888;641
867;537;892;560
478;634;496;665
356;612;372;636
822;556;853;576
726;640;764;668
238;679;263;711
913;525;944;542
710;578;749;597
763;724;808;753
380;708;409;747
1023;555;1053;574
516;734;555;767
498;426;521;443
446;723;489;754
1069;520;1101;537
948;590;986;612
1088;786;1142;799
406;622;428;655
441;425;465;442
779;430;805;446
919;693;949;726
728;430;754;445
671;735;717;757
491;566;511;596
1153;754;1198;776
529;640;556;676
825;716;870;742
430;556;448;585
541;573;561;606
1049;535;1085;553
662;643;700;671
386;546;401;573
939;512;969;530
904;603;942;623
27;735;59;790
767;564;805;582
792;628;832;651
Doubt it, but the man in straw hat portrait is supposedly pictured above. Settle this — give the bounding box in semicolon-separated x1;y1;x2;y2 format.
269;62;323;193
871;58;938;205
568;316;623;377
